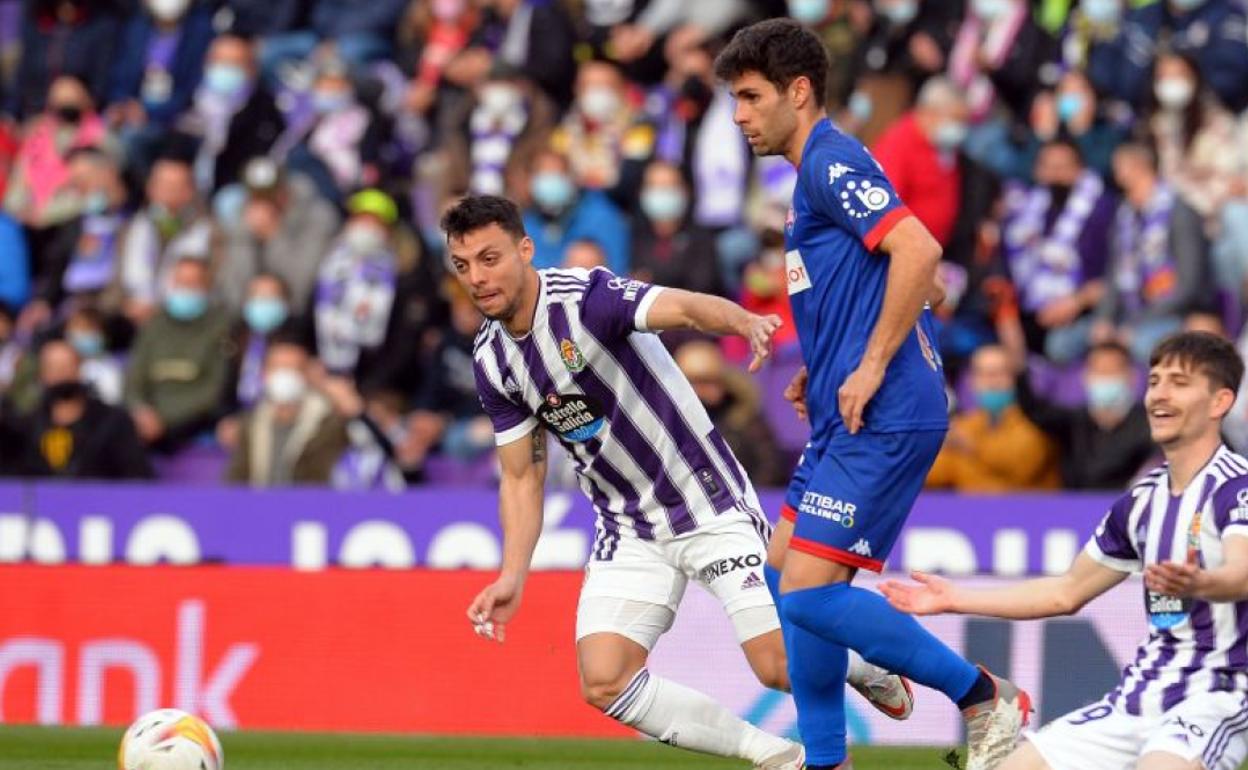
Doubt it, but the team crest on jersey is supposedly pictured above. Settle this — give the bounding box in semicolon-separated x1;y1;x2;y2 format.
915;324;940;371
560;339;586;372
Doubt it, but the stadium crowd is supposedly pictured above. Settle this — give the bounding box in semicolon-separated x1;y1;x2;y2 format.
0;0;1244;492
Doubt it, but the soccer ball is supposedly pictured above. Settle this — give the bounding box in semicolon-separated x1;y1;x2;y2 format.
118;709;223;770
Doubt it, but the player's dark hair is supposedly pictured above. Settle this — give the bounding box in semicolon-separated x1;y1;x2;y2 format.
1149;332;1244;395
441;194;527;244
713;18;828;108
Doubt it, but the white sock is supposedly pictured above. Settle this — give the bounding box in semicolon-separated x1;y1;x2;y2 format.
846;648;872;686
605;668;794;764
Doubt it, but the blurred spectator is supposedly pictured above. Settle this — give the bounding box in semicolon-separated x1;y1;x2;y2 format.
1061;0;1126;82
1183;309;1227;338
285;54;380;206
108;155;217;327
674;339;790;487
217;272;304;451
330;385;408;491
125;257;230;450
258;0;406;79
414;278;491;464
313;188;433;392
65;304;123;405
1143;51;1248;296
1017;340;1153;489
550;58;653;207
107;0;216;137
15;338;153;479
628;159;723;296
394;0;478;123
847;0;961;143
947;0;1055;124
871;76;968;247
12;0;123;119
225;334;350;486
1002;138;1117;363
177;33;284;194
926;344;1060;491
562;239;607;271
18;147;127;335
521;148;630;274
5;75;109;229
222;0;305;39
1090;0;1248;112
216;157;340;314
0;302;20;392
731;225;799;361
446;0;577;108
0;210;28;311
1089;142;1210;363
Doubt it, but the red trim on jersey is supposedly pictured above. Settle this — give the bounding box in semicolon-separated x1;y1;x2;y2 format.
862;206;913;252
789;536;884;572
780;503;798;523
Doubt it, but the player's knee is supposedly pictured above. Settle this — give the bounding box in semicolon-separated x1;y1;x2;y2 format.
579;667;638;711
752;650;789;691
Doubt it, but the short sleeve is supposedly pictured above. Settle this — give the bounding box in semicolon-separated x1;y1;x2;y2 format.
473;355;538;446
1212;474;1248;541
1083;492;1141;572
579;267;663;340
804;137;913;252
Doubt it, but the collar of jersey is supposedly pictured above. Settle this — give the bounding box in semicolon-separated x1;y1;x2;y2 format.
503;270;549;342
800;118;835;166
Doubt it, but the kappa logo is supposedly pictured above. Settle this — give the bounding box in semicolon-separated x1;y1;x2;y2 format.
740;571;765;591
849;539;873;557
828;162;853;183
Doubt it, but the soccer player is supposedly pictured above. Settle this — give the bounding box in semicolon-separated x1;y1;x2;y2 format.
714;18;1029;770
447;194;910;769
882;332;1248;770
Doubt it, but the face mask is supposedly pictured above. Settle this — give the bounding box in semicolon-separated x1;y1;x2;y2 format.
973;0;1013;21
579;86;620;123
1082;0;1122;24
312;90;352;115
44;380;87;404
977;387;1015;416
52;104;83;124
1155;77;1195;110
1056;92;1085;123
82;191;109;216
1086;377;1133;413
1170;0;1205;12
343;223;387;254
203;63;248;96
478;84;521;115
68;331;105;358
265;367;307;405
788;0;829;24
530;171;575;213
640;186;687;223
933;121;968;150
165;289;208;321
243;297;289;334
880;0;918;25
147;0;190;22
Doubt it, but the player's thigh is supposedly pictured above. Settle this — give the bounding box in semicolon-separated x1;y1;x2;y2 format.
577;535;685;649
997;740;1055;770
767;516;792;571
1143;691;1248;770
1026;700;1143;770
785;430;944;580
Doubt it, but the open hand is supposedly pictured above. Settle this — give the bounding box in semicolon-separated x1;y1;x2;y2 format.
879;571;956;615
1144;561;1207;599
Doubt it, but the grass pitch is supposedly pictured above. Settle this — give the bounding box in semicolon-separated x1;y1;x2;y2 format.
0;726;955;769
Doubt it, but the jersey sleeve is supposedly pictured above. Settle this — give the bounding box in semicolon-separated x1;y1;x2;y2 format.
1083;491;1141;572
1211;474;1248;541
473;355;537;446
579;267;664;340
804;137;913;252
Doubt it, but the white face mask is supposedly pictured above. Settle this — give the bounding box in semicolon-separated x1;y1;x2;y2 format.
265;368;307;405
343;223;387;254
146;0;191;22
579;86;620;122
1155;77;1195;110
478;84;521;115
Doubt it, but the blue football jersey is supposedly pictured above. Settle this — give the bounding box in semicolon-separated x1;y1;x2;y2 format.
784;118;948;438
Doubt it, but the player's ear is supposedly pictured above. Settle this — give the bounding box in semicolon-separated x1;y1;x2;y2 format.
789;75;813;111
1212;386;1236;420
518;235;535;265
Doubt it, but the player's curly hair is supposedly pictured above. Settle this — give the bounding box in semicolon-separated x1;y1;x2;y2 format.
713;18;829;107
1150;332;1245;395
441;194;527;243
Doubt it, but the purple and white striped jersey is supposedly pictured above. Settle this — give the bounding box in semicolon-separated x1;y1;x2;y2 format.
472;267;769;551
1086;444;1248;716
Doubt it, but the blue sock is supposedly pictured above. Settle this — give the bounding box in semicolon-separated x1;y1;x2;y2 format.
765;565;847;766
781;582;979;704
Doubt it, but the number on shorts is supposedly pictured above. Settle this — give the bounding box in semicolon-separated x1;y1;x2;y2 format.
1067;705;1113;726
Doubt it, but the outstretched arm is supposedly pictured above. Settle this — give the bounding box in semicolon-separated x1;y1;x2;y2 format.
466;425;548;641
839;215;941;433
880;552;1128;620
644;287;783;373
